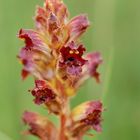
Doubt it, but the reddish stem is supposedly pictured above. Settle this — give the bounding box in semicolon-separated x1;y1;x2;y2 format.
59;114;67;140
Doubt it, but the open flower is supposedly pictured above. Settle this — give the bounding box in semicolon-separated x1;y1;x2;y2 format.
70;101;103;137
30;80;62;115
31;80;56;105
59;41;87;76
18;29;51;53
74;52;102;89
18;29;54;80
23;111;57;140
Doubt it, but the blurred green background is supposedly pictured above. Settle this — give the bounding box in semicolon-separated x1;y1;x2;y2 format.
0;0;140;140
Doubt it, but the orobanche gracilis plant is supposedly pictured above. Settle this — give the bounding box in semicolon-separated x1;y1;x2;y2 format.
17;0;104;140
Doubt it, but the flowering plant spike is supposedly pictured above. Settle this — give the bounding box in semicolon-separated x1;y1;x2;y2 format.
18;0;103;140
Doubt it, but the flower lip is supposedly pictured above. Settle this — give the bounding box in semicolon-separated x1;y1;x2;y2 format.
60;41;87;66
18;29;33;49
18;29;49;52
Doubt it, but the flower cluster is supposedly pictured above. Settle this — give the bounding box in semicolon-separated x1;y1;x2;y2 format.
18;0;103;140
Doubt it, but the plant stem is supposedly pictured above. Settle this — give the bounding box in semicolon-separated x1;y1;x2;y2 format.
59;113;67;140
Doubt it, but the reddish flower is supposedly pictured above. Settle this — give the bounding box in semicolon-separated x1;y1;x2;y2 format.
23;111;57;140
31;80;56;105
81;101;103;132
30;80;62;115
67;15;90;40
70;101;103;137
18;29;49;51
59;41;87;76
18;29;52;56
18;29;55;80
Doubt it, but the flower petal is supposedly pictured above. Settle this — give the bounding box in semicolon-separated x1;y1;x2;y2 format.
86;52;103;83
18;29;55;80
67;15;90;40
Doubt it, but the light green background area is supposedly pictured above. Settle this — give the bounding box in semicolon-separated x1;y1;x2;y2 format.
0;0;140;140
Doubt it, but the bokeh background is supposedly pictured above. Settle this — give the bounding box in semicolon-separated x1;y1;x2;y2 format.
0;0;140;140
